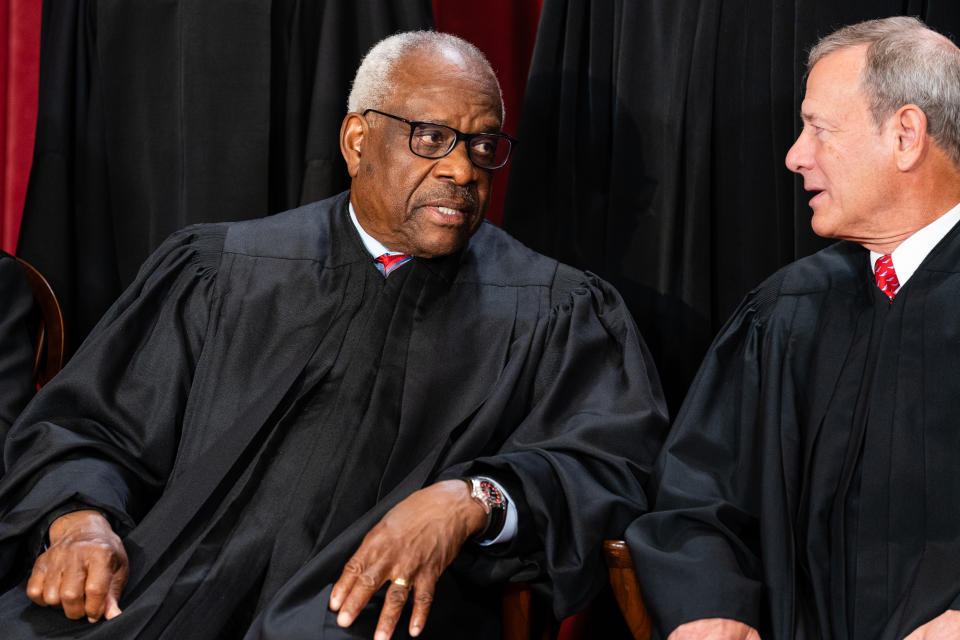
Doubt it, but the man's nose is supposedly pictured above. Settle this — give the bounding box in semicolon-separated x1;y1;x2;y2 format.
785;129;811;174
434;140;479;184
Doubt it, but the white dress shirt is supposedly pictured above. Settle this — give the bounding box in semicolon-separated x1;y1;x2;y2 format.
869;201;960;289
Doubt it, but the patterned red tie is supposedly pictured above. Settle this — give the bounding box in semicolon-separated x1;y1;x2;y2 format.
874;254;900;302
375;253;412;277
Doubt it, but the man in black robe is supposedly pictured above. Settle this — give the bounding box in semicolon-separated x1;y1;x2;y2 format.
0;31;668;639
627;16;960;640
0;251;35;440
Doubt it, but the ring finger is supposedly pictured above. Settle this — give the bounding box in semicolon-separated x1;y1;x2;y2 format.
373;577;412;640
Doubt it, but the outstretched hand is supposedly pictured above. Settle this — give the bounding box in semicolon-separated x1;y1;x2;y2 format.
26;510;128;623
329;479;488;640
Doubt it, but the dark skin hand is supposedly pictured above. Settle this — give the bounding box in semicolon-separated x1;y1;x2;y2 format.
329;479;488;640
26;510;128;623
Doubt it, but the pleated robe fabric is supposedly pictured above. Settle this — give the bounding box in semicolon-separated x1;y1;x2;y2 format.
0;191;668;638
0;251;35;441
627;220;960;639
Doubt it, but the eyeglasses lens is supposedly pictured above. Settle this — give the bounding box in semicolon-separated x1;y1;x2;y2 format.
410;123;510;169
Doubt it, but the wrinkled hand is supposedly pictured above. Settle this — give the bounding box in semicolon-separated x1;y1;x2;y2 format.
668;618;763;640
329;479;488;640
904;610;960;640
26;510;128;623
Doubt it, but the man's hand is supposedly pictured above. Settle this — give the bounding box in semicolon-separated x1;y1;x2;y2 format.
329;479;488;640
904;610;960;640
26;510;128;623
668;618;762;640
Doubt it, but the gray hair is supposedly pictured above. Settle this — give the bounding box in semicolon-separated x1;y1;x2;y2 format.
809;16;960;166
347;31;504;122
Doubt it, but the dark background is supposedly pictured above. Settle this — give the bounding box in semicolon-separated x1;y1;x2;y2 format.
14;0;960;414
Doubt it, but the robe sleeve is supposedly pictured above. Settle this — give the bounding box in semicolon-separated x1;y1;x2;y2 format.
0;254;36;441
441;272;670;619
623;287;778;634
0;227;223;563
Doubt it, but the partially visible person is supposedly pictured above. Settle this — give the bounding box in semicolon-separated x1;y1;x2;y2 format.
0;251;35;441
628;16;960;640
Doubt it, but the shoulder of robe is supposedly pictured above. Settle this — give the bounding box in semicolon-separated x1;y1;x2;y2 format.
0;251;31;307
220;191;348;261
463;223;625;314
134;222;230;283
0;251;21;278
747;240;865;309
458;222;561;287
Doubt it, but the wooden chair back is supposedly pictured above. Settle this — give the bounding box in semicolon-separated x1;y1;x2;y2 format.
15;257;65;386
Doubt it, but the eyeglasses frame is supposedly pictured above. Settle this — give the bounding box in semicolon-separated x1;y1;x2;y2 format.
361;108;517;170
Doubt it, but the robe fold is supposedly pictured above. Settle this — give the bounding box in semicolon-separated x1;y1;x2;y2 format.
0;191;668;638
627;220;960;639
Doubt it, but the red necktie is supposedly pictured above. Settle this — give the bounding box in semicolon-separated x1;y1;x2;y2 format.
874;254;900;302
375;253;412;277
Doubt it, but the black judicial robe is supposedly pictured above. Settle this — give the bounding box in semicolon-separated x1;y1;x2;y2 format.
0;252;35;441
0;191;668;638
627;221;960;639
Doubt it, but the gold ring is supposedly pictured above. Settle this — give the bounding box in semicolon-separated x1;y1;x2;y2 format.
392;577;409;588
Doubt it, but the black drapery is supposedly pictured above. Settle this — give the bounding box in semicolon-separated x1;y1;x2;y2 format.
17;0;433;351
502;0;960;412
18;1;960;406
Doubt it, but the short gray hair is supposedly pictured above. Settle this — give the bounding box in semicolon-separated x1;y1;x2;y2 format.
347;31;504;122
809;16;960;166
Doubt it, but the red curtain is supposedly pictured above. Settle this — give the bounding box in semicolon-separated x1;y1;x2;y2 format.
0;0;40;255
432;0;542;226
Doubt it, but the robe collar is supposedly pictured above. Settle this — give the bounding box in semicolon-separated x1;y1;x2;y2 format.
334;195;466;285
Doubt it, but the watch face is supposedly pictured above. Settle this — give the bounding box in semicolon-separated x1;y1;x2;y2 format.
479;480;504;506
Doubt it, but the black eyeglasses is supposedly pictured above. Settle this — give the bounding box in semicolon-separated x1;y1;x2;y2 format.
362;109;517;170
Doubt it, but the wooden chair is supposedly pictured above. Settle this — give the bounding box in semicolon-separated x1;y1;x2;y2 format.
15;257;65;386
502;539;653;640
603;539;653;640
503;581;555;640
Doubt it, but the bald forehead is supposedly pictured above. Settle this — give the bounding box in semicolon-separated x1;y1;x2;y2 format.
386;46;502;118
393;46;497;88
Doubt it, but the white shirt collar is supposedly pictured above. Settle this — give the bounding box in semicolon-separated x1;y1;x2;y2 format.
348;201;405;258
869;201;960;288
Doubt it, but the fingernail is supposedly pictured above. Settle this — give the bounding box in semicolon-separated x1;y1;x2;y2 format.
374;632;388;640
336;612;351;627
411;625;422;636
87;617;96;624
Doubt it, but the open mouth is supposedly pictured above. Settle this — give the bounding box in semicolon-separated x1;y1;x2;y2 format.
422;202;474;225
807;189;825;207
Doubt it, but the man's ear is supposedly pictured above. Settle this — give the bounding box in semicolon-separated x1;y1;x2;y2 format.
892;104;929;171
340;113;366;178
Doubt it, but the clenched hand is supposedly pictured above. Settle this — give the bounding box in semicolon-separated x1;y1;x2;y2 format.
329;479;488;640
26;510;128;623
